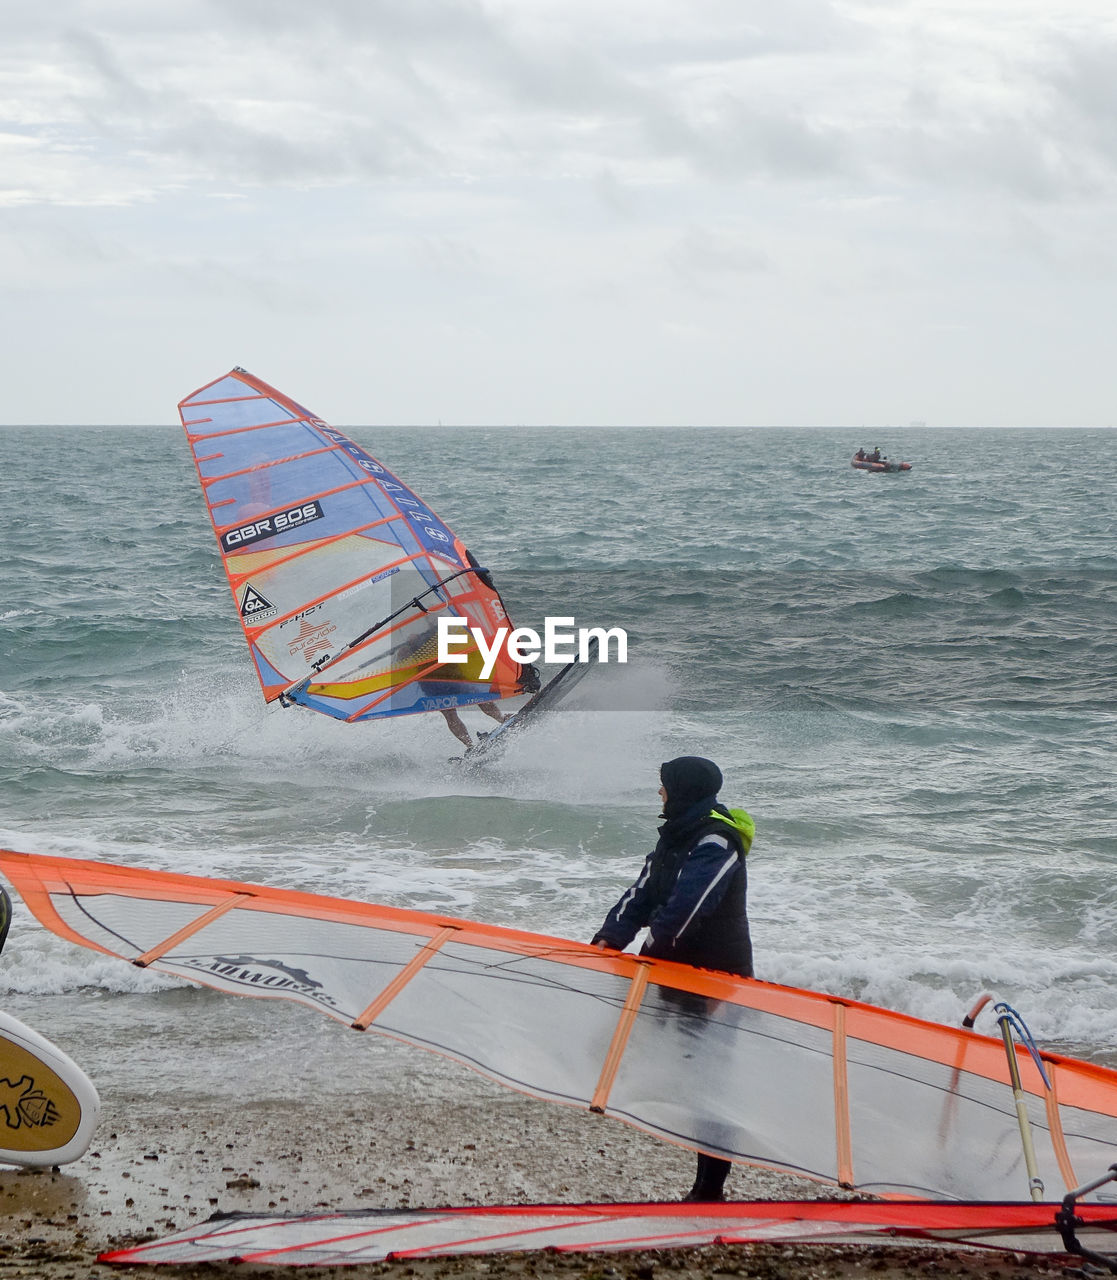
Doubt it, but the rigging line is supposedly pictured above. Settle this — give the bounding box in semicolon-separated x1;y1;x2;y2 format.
475;945;633;971
994;1002;1051;1089
278;564;488;705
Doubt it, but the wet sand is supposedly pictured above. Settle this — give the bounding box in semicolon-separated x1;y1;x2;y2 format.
0;1077;1077;1279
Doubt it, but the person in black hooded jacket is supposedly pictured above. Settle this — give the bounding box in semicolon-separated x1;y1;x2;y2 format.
591;756;755;1202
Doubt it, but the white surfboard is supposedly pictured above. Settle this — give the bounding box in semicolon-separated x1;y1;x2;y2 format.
0;1009;100;1167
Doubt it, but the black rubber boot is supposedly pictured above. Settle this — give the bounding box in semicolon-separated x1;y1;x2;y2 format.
682;1153;731;1202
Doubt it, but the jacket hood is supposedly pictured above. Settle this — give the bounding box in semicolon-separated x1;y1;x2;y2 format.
661;755;721;800
660;756;723;820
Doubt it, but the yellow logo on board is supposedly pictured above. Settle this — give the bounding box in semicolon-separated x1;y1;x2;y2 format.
0;1074;59;1130
0;1044;81;1151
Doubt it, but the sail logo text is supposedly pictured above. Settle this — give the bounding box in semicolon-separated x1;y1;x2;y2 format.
221;500;324;552
191;955;342;1011
438;617;627;680
239;583;275;621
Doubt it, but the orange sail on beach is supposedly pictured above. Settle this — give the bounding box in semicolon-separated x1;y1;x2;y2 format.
3;849;1117;1205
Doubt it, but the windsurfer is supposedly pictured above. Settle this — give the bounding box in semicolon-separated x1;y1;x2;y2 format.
591;756;755;1203
437;551;541;749
393;622;540;750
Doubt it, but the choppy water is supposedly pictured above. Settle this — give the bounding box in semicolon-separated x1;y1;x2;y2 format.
1;422;1115;1103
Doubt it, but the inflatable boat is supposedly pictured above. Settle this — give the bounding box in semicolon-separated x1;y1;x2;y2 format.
852;455;911;472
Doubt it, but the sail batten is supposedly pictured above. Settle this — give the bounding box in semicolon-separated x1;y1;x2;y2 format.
831;1003;854;1187
177;368;527;721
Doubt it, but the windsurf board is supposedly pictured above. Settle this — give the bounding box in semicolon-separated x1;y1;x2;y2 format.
466;642;598;762
0;1009;100;1168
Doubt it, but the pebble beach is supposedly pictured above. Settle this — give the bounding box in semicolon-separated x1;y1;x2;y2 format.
0;1058;1081;1279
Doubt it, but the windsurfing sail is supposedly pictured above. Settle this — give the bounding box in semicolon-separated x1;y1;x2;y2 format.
99;1200;1117;1267
4;849;1117;1203
177;368;528;722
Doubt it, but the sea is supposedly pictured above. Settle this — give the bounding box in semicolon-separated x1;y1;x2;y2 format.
1;422;1115;1114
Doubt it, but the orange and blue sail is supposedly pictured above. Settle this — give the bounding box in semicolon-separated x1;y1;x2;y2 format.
177;368;525;722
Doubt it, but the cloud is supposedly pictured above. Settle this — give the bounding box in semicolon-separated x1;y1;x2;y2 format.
3;0;1117;423
667;227;771;285
1047;32;1117;177
6;0;1114;205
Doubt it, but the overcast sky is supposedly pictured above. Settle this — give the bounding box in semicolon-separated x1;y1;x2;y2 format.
3;0;1116;426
